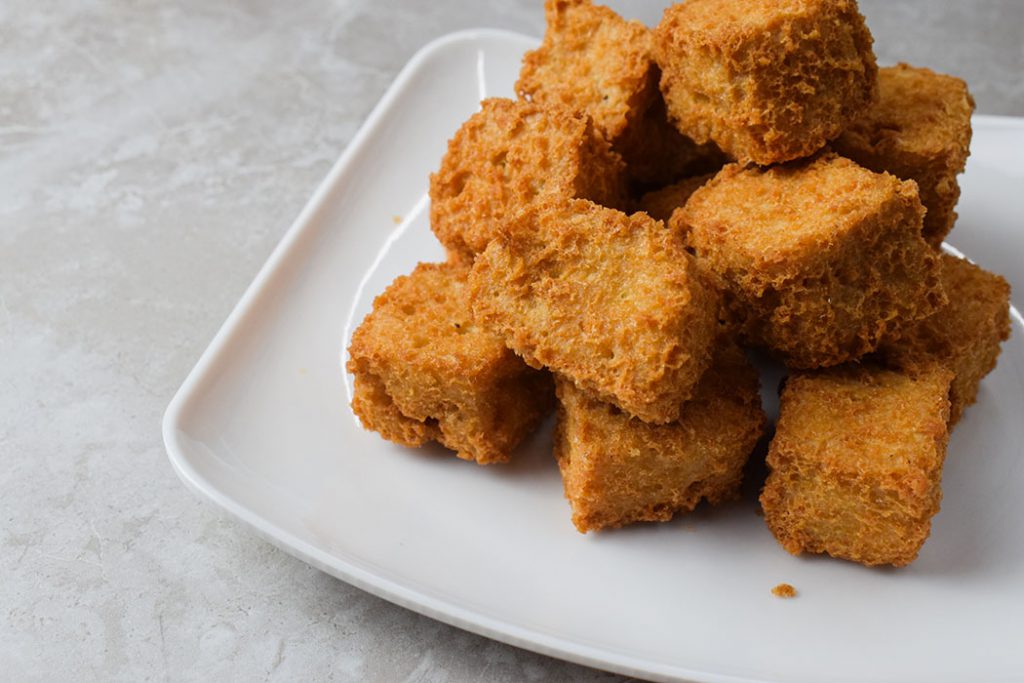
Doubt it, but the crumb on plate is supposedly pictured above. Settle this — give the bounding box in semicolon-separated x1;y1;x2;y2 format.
771;583;797;598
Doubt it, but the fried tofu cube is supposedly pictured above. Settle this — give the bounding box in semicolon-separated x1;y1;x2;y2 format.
879;253;1011;425
429;98;627;263
832;63;975;247
760;364;953;567
517;0;723;187
468;198;720;424
555;344;765;532
517;0;656;146
677;155;946;368
347;262;553;464
653;0;878;165
637;173;713;222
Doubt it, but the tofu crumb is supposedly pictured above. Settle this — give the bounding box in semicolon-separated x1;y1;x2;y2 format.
771;583;797;598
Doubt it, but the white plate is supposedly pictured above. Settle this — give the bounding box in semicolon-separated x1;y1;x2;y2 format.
163;29;1024;683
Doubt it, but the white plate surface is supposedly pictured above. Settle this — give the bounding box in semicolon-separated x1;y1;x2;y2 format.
163;29;1024;683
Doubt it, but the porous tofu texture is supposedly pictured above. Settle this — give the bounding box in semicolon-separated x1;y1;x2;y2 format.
637;173;713;222
879;253;1011;425
653;0;877;165
678;154;946;368
555;344;765;532
347;262;554;464
429;97;627;263
760;364;953;567
832;63;975;247
517;0;657;143
468;198;720;424
517;0;724;187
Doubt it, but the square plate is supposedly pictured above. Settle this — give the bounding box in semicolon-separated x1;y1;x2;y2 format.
163;29;1024;683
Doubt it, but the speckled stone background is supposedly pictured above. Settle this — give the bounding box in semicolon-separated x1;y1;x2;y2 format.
3;1;1022;680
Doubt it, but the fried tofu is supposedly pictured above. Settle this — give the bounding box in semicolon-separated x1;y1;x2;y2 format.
879;253;1011;425
517;0;723;187
468;198;720;424
517;0;656;144
760;364;953;567
555;344;765;532
429;98;627;263
678;154;946;368
832;63;975;247
637;173;713;222
653;0;878;165
347;262;554;464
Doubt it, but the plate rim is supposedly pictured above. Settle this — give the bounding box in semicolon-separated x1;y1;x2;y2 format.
162;27;1024;683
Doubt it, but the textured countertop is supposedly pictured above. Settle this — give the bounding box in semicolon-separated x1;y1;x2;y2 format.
3;1;1022;680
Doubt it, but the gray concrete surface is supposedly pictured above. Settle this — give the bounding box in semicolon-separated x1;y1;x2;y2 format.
2;1;1021;680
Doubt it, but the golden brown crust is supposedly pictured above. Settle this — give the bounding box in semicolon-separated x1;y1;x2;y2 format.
760;364;953;567
678;154;946;368
468;198;720;423
878;253;1011;425
832;63;975;247
517;0;657;142
653;0;878;165
347;262;554;464
555;344;765;532
429;98;627;263
517;1;725;187
351;371;439;448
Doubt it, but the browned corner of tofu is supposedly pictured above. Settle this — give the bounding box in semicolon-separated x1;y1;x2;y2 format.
760;363;953;567
347;261;554;464
653;0;877;164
